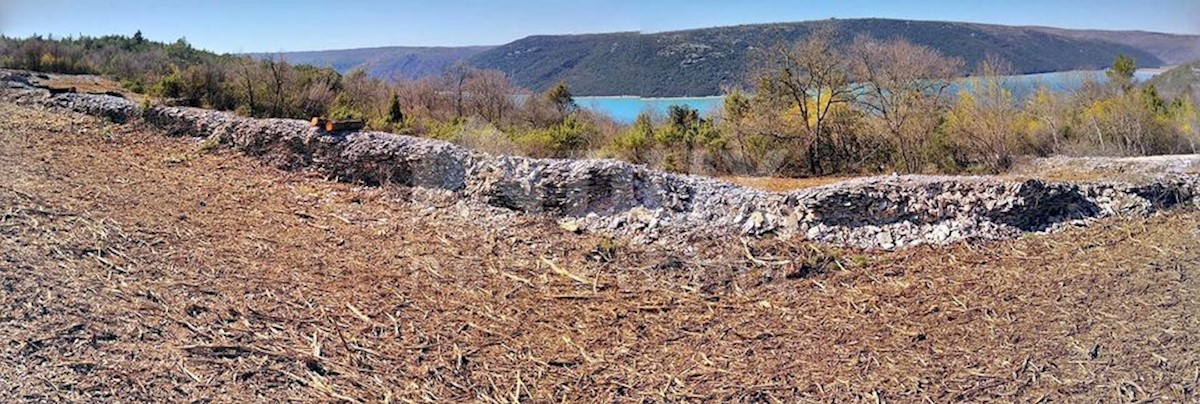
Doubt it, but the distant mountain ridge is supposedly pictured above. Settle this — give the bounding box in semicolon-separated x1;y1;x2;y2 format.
262;18;1200;97
1021;26;1200;65
251;46;494;81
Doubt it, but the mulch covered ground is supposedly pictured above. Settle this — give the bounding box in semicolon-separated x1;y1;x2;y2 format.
1;101;1198;402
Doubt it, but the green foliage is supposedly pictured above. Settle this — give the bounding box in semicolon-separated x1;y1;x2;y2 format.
328;92;365;121
120;79;144;93
4;30;1197;181
723;89;751;121
1143;85;1168;114
1143;60;1200;103
658;105;717;147
544;81;576;117
607;112;655;163
513;115;598;158
386;93;405;124
152;68;183;98
1107;54;1137;91
423;117;468;141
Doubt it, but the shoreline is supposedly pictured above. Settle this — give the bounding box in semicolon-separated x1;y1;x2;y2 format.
574;67;1172;99
573;95;726;100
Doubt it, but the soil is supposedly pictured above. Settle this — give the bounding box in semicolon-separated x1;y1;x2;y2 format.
2;101;1199;401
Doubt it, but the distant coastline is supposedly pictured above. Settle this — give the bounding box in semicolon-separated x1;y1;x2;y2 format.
574;68;1170;123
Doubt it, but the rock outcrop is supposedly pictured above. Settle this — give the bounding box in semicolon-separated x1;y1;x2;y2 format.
4;71;1197;249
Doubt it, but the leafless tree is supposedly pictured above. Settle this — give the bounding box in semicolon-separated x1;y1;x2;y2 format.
849;35;963;172
398;77;451;121
464;69;516;123
946;56;1023;170
443;62;475;118
264;55;292;117
752;23;856;175
233;56;258;116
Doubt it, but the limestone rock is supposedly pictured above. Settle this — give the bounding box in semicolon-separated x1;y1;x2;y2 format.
4;72;1198;251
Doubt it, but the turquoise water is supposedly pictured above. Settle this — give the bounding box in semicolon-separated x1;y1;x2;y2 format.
576;69;1164;124
574;96;725;124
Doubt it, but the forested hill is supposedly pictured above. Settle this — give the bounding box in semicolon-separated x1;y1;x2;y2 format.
252;46;494;81
1145;61;1200;103
466;19;1180;96
266;18;1198;97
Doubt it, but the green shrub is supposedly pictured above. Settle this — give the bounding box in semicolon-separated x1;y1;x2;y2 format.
512;116;598;158
120;79;144;93
327;93;365;121
152;69;183;98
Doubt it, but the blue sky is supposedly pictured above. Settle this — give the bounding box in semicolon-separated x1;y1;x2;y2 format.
1;0;1198;53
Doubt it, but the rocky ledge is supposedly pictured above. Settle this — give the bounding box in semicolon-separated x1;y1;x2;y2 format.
4;70;1197;249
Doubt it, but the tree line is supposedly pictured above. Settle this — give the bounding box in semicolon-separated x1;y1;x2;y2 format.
608;26;1199;177
3;28;1197;179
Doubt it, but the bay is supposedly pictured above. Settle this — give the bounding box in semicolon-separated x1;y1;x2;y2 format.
575;68;1166;124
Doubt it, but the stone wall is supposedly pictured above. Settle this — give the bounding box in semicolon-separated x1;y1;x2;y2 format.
5;73;1197;249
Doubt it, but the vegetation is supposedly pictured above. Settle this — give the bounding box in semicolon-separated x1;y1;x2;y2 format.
601;29;1198;176
0;33;616;159
3;31;1198;179
1144;60;1200;104
465;19;1182;96
6;101;1200;402
266;20;1198;98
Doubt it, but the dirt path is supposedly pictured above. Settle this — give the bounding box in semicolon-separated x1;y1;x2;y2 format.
2;102;1198;401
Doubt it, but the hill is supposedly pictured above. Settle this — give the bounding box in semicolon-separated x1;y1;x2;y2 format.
253;45;493;81
257;19;1197;97
468;19;1181;96
1145;60;1200;102
1025;27;1200;65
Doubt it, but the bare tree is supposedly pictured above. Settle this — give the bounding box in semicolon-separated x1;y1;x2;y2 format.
1025;85;1071;154
752;23;856;175
398;77;452;121
340;68;386;117
945;56;1023;170
264;55;292;117
464;69;516;123
850;36;963;172
443;62;475;119
233;56;258;116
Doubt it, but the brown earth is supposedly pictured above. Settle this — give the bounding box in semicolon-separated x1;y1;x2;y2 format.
33;73;142;100
721;176;857;193
2;101;1199;402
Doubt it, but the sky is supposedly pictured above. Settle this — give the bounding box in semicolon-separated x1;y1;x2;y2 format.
1;0;1198;54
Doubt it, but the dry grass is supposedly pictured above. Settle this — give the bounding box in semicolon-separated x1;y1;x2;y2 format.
2;101;1199;402
722;176;856;192
31;73;141;100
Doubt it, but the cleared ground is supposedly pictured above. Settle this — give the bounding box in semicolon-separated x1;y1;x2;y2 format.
2;102;1199;402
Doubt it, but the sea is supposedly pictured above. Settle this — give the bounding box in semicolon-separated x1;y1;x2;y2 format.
574;68;1166;124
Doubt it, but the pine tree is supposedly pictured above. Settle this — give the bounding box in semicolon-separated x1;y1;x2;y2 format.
545;81;575;116
1107;54;1137;92
386;92;404;125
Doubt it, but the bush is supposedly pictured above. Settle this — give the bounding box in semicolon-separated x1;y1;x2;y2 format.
606;112;655;163
513;116;599;158
120;79;144;93
152;69;183;98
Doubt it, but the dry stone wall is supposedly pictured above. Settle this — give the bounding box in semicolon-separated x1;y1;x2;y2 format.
5;71;1197;249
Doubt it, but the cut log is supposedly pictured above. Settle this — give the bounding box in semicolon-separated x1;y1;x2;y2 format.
325;119;365;132
310;117;328;128
47;86;76;95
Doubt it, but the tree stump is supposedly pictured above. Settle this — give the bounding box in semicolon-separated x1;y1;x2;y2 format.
325;119;365;132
